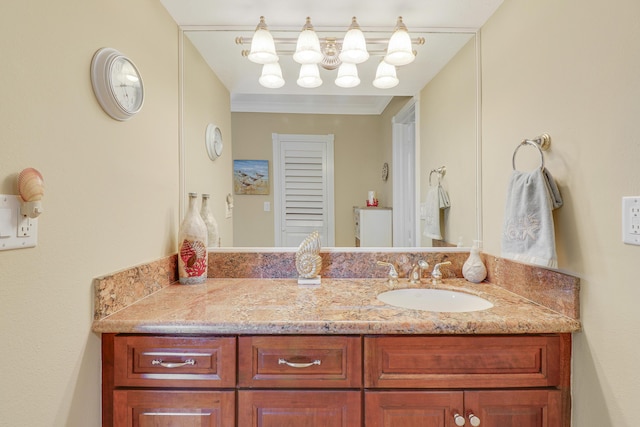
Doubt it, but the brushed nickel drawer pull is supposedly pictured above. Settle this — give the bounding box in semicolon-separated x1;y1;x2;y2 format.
278;358;321;368
151;359;196;368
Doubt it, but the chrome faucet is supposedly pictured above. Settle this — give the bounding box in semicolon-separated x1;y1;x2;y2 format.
409;260;429;284
376;261;399;284
431;261;452;285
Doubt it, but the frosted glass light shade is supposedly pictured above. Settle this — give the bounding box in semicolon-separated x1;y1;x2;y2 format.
339;17;369;64
293;17;323;64
335;62;360;88
259;63;285;88
297;63;323;88
384;16;415;66
373;60;399;89
248;17;278;64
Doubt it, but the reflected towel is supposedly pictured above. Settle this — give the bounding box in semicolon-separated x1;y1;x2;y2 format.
438;184;450;209
423;186;442;240
501;167;563;268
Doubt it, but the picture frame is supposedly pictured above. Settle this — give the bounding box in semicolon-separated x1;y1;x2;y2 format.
233;160;269;195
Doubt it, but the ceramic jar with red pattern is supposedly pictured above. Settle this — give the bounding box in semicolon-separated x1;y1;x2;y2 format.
178;193;208;284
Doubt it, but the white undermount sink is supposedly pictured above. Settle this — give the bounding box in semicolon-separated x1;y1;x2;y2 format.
377;288;494;312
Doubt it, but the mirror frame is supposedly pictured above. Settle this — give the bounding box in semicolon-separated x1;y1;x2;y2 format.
177;27;482;252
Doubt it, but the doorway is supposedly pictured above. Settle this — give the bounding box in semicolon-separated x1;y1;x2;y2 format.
392;99;419;247
272;133;335;247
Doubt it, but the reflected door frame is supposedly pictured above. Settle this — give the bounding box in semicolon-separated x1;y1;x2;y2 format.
392;97;420;247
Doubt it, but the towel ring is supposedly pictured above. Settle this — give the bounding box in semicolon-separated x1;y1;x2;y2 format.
512;139;545;171
429;166;446;186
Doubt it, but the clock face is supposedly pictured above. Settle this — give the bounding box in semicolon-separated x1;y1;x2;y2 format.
90;48;144;121
109;57;143;114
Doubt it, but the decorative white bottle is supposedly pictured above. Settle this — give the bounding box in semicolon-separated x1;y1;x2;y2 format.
178;192;208;284
462;240;487;283
200;193;220;248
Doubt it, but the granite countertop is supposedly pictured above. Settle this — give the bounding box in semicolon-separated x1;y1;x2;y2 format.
92;277;581;335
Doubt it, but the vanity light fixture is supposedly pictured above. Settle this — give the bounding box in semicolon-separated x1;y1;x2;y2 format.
237;16;424;89
297;63;323;88
259;62;285;88
384;16;416;66
373;60;399;89
247;16;278;64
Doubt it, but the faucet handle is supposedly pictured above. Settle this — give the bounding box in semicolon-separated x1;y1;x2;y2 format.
432;261;452;283
376;261;399;282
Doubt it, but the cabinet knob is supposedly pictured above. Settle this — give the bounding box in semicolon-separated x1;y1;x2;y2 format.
453;412;466;426
468;412;481;426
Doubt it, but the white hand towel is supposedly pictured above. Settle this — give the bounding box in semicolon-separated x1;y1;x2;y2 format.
423;186;442;240
438;184;450;209
501;167;563;268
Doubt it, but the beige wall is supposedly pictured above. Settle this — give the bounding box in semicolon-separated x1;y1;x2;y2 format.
183;36;233;246
419;38;477;246
481;0;640;425
231;111;396;247
3;0;638;425
0;1;179;426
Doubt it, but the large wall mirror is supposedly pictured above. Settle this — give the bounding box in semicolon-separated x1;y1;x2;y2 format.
179;27;481;250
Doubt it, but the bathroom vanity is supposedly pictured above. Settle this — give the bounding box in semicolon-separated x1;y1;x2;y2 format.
93;271;580;427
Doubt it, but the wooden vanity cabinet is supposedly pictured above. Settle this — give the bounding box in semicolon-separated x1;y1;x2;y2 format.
102;333;570;427
237;335;362;426
364;335;570;427
102;334;237;427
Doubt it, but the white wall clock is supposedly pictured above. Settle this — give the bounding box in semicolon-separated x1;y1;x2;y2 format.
90;47;144;121
205;123;224;161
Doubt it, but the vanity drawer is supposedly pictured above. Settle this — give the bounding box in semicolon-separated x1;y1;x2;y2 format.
238;335;362;388
365;335;563;389
113;335;236;388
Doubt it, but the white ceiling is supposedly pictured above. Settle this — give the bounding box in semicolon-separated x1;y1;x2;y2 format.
159;0;504;114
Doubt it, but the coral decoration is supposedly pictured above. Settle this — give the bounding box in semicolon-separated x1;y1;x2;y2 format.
179;239;207;277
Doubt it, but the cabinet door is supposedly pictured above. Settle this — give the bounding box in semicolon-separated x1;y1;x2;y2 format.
366;391;464;427
113;390;235;427
465;389;562;427
238;390;361;427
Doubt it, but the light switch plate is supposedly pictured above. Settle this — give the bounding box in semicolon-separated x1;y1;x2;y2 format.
622;196;640;245
0;194;38;251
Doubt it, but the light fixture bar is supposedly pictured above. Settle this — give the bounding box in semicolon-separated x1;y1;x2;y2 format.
235;36;425;46
241;49;417;57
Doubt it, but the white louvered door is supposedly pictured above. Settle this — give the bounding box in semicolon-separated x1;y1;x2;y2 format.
273;134;335;247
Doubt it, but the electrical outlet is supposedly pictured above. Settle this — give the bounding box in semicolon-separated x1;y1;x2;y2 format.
0;194;38;250
622;196;640;245
18;215;33;237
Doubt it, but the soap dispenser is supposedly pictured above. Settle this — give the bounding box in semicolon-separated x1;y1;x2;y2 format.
462;240;487;283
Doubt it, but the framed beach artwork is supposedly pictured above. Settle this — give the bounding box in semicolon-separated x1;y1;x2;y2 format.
233;160;269;195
